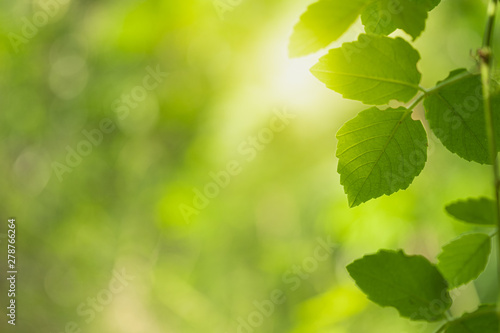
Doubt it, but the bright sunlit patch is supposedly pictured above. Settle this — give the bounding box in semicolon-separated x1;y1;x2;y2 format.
272;54;321;108
256;23;342;114
291;285;367;333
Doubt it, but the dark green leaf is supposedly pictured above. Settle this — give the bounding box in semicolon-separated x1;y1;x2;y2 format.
423;69;500;164
437;233;491;288
347;250;451;321
445;197;496;226
288;0;370;57
442;305;498;333
337;107;427;207
311;34;421;105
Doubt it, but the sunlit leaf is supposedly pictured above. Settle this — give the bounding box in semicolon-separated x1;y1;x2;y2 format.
437;233;491;288
337;107;427;207
445;197;496;226
288;0;370;57
311;34;421;105
361;0;441;39
347;250;451;321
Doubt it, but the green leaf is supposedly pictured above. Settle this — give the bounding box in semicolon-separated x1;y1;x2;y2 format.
288;0;442;57
361;0;441;40
337;107;427;207
347;250;451;321
288;0;370;57
311;34;421;105
423;69;500;164
437;233;491;288
445;197;496;226
442;305;498;333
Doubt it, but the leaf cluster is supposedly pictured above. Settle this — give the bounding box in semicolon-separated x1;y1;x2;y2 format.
289;0;500;331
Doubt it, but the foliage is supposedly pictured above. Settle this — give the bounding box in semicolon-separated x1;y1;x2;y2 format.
310;34;421;105
289;0;500;330
437;233;491;289
336;106;427;207
441;305;498;333
347;250;451;321
445;197;497;226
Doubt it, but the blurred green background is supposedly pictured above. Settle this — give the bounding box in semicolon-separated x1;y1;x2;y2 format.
0;0;499;332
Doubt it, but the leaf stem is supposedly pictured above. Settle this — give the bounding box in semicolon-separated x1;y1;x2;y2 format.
422;70;476;96
433;323;448;333
479;0;500;321
430;71;475;93
407;93;426;110
412;70;477;109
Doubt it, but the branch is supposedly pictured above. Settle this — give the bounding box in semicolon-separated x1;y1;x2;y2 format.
479;0;500;320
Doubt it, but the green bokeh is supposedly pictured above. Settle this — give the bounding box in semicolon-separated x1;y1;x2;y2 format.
0;0;497;332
